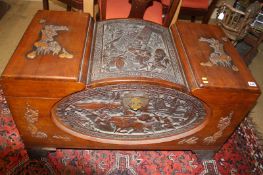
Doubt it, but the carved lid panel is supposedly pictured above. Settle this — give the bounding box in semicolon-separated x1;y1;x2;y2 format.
52;84;207;144
2;11;92;82
88;19;185;86
173;22;259;91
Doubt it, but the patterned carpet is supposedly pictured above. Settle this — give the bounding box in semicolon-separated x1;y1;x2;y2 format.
0;89;263;175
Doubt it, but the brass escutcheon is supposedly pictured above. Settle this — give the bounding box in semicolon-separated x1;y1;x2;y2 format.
122;92;149;111
129;97;143;111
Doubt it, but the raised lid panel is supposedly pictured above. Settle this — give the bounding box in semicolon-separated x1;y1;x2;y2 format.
88;19;186;87
174;22;259;92
2;10;91;82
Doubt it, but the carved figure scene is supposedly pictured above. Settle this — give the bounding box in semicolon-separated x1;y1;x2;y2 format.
91;20;184;85
55;85;206;140
26;19;73;59
102;24;171;72
199;37;238;71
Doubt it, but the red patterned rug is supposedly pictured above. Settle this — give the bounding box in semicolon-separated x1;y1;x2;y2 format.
0;89;263;175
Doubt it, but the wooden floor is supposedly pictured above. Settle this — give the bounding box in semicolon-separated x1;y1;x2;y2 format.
0;0;263;142
0;1;10;19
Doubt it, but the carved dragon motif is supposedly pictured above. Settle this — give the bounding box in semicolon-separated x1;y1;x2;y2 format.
199;37;238;72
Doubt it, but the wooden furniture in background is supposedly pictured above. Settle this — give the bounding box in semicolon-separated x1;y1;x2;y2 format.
216;1;263;64
236;28;263;65
179;0;219;23
0;0;10;19
42;0;181;26
244;29;263;64
58;0;83;10
42;0;83;11
233;0;259;11
97;0;181;27
216;3;252;45
0;11;260;160
42;0;49;10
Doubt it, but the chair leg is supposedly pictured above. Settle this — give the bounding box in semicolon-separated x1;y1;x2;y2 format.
42;0;49;10
67;0;72;11
202;0;219;24
202;10;214;24
67;5;72;11
191;16;196;22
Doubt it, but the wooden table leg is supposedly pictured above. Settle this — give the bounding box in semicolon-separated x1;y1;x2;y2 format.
193;150;216;161
43;0;49;10
27;148;55;160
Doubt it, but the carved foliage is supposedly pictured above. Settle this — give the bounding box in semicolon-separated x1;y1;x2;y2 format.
203;111;233;144
26;19;73;59
199;37;238;71
54;84;207;141
24;103;47;138
90;20;185;85
52;135;71;141
178;137;199;144
24;103;71;140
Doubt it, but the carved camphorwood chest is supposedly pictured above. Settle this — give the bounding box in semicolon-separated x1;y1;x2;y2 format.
1;11;260;159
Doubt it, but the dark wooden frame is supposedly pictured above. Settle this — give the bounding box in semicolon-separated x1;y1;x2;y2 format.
42;0;83;11
43;0;49;10
179;0;219;23
99;0;180;27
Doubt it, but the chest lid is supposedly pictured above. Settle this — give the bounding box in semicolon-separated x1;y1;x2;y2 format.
173;22;259;92
88;19;186;87
2;10;92;82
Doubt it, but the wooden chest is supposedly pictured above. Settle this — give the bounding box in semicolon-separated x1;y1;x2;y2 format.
1;11;260;159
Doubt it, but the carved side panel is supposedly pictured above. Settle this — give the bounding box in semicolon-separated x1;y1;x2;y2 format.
89;19;185;85
203;111;233;144
52;84;207;143
24;103;72;141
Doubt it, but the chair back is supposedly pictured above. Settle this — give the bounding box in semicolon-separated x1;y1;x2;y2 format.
216;3;251;42
98;0;181;27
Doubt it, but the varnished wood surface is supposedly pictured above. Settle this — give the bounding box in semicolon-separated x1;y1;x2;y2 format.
163;0;181;27
88;77;188;92
2;10;91;82
5;96;216;150
172;22;260;93
1;79;85;98
6;95;255;151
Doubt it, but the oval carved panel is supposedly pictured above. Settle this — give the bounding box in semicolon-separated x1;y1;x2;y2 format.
52;84;207;144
